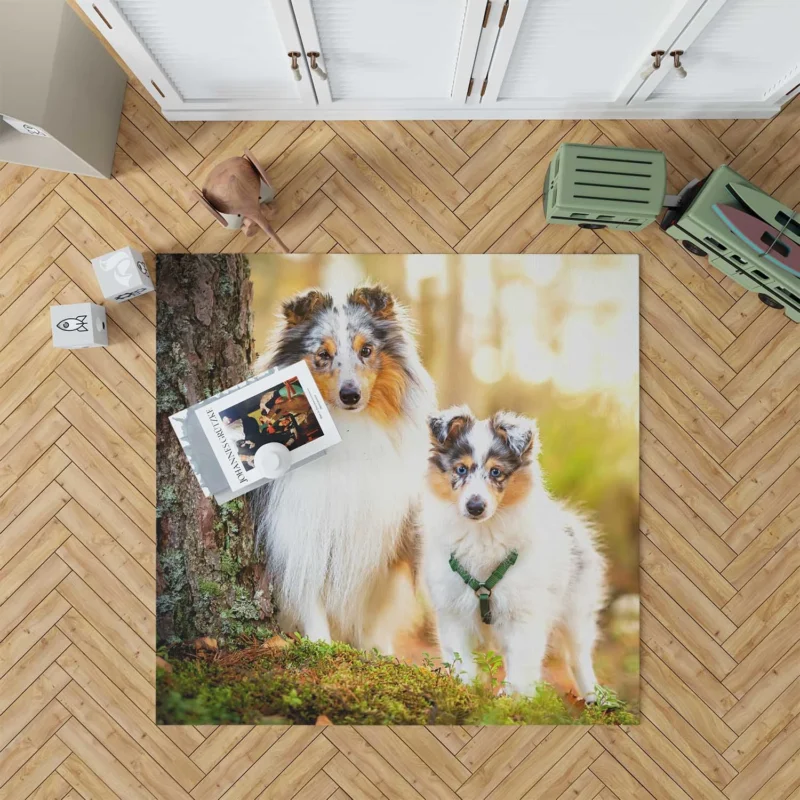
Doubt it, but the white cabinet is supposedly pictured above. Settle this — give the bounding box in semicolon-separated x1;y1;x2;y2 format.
76;0;800;120
630;0;800;109
290;0;486;108
476;0;700;107
77;0;316;111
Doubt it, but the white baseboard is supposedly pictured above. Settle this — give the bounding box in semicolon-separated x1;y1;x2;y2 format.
162;103;780;122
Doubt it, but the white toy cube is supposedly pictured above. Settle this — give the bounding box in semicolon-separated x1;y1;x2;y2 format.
91;246;154;302
50;303;108;349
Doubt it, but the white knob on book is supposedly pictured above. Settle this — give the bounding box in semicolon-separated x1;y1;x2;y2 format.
255;443;292;479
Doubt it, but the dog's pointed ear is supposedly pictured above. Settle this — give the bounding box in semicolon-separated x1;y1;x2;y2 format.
491;411;539;459
347;285;395;320
428;406;474;446
282;289;332;327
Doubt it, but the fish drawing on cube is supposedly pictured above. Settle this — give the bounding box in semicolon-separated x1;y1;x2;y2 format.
91;246;154;302
51;303;107;349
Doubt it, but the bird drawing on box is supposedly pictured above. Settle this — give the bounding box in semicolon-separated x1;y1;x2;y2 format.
56;315;89;333
100;250;136;287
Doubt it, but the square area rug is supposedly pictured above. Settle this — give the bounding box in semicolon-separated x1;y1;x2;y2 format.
156;253;639;725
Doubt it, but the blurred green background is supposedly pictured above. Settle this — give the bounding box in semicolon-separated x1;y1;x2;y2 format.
249;253;640;702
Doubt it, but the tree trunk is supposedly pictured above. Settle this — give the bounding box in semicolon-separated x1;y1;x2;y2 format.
155;253;274;646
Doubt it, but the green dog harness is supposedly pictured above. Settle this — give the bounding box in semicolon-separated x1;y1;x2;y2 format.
449;550;519;625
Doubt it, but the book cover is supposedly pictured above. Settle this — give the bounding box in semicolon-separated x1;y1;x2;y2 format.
170;360;340;503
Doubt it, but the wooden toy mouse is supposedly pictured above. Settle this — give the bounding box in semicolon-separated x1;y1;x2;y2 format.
196;148;289;252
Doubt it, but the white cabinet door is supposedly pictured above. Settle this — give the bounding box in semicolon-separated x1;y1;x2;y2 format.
75;0;316;112
289;0;486;109
478;0;707;110
632;0;800;108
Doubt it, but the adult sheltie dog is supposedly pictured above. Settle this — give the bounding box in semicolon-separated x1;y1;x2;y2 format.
253;286;435;653
421;406;605;701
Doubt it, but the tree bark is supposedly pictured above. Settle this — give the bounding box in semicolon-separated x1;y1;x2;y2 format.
155;253;273;646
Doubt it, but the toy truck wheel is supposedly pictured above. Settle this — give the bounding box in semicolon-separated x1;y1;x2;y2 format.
578;223;607;230
682;240;708;257
758;293;784;310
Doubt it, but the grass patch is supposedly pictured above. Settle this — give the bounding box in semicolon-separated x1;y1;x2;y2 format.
157;638;637;725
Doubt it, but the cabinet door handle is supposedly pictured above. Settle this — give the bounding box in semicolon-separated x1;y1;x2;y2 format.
670;50;687;79
307;52;328;81
640;50;665;80
288;51;302;81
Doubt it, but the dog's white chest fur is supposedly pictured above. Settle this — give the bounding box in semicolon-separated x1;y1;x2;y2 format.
263;409;427;627
423;497;571;625
422;484;605;698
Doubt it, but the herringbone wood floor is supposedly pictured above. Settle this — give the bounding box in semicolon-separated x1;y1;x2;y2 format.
2;71;800;799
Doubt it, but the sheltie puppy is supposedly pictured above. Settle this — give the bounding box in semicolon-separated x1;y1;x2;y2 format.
252;285;435;653
421;406;605;701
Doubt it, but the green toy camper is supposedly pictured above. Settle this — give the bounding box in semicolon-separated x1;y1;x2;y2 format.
544;143;667;231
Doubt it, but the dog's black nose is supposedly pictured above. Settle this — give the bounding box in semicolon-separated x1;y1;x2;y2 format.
466;496;486;518
339;383;361;407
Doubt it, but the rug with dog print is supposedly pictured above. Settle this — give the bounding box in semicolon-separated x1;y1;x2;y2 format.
155;253;640;725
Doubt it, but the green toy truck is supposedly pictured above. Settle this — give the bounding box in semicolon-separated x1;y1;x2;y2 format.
544;143;800;322
659;165;800;322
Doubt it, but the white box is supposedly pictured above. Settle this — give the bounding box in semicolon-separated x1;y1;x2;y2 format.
51;302;107;349
91;246;154;302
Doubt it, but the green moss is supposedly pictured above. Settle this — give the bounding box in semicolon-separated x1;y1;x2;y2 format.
218;270;235;298
198;579;223;598
156;640;638;726
214;499;245;537
157;550;187;615
156;335;192;414
157;485;179;520
221;586;264;638
157;549;192;643
219;550;240;584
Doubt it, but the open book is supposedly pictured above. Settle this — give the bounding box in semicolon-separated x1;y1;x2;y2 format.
170;360;341;503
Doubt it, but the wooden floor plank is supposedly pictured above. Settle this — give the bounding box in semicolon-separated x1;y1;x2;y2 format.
323;133;456;251
454;119;579;231
0;733;71;800
55;467;155;575
190;727;288;800
642;615;738;723
0;518;72;608
56;573;153;681
0;555;70;643
0;264;70;353
0;228;68;315
0;482;70;570
641;538;736;645
0;697;71;790
55;427;154;537
57;674;201;793
56;716;157;800
263;122;335;192
640;682;737;790
57;753;123;800
364;120;468;210
122;86;202;176
400;121;470;174
640;500;736;608
55;532;153;643
0;163;36;206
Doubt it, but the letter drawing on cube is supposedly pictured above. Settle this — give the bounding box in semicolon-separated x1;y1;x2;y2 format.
91;246;154;302
50;303;108;349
